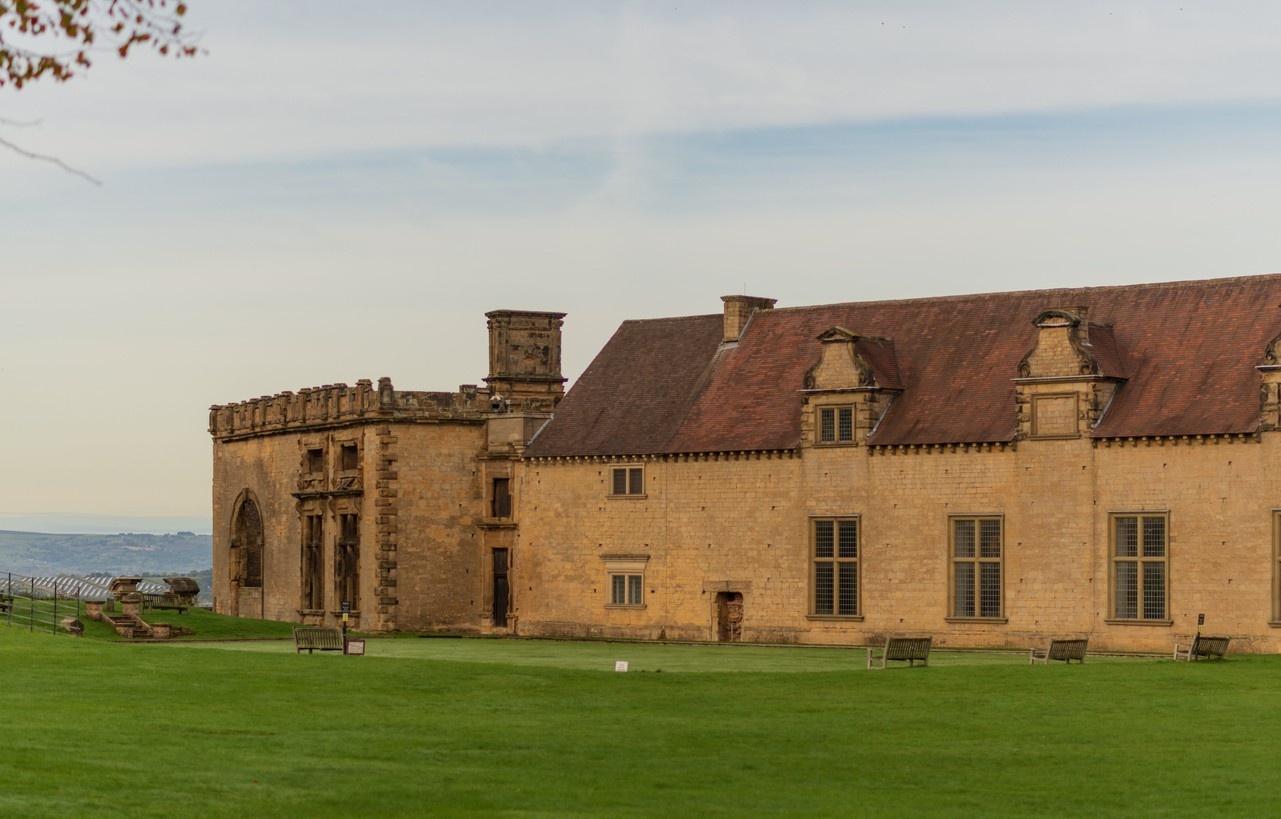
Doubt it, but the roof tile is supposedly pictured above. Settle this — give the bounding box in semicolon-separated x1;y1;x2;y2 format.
528;275;1281;457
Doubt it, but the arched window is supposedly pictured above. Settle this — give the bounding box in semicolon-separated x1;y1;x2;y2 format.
231;493;264;589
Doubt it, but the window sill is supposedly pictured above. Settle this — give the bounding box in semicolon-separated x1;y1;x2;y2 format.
806;614;863;622
1103;619;1173;627
478;519;517;530
944;616;1008;624
606;494;647;500
1027;433;1081;441
814;441;857;447
605;604;646;610
1269;621;1281;628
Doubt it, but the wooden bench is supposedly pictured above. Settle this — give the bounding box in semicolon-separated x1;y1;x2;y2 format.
1030;638;1088;664
294;627;345;654
143;593;189;614
1173;634;1230;661
867;636;932;669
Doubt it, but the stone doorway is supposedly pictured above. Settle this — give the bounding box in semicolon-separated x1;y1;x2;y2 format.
715;591;743;642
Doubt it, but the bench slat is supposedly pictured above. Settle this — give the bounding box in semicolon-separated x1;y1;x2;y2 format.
294;627;345;654
868;636;932;669
1030;638;1088;664
1174;634;1230;661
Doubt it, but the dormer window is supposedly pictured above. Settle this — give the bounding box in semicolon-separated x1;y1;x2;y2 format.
818;406;854;444
802;327;900;448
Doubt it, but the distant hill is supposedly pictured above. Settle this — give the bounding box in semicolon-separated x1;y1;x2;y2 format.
0;530;212;577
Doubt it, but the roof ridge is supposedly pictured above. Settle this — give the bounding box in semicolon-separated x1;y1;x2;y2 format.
760;272;1281;314
621;313;720;326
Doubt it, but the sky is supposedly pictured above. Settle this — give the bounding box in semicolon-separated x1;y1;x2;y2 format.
4;0;1281;534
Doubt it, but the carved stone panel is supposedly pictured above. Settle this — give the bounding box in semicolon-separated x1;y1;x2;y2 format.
1031;393;1079;438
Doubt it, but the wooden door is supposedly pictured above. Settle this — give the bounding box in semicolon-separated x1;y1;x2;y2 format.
492;549;510;627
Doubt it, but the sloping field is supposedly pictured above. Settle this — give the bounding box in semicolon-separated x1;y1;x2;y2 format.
0;628;1274;817
0;530;211;576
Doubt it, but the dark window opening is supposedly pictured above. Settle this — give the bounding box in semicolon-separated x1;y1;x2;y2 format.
233;496;264;589
339;443;359;471
335;513;359;610
305;448;324;474
492;477;512;518
492;548;510;627
301;514;324;610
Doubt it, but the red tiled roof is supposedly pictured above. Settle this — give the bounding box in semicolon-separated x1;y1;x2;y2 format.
526;275;1281;457
855;336;903;390
525;314;725;457
1081;325;1127;379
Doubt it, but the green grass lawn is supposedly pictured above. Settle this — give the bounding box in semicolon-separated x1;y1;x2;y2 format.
0;597;298;641
0;624;1276;818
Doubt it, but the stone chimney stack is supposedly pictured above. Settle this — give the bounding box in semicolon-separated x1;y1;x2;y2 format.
721;295;777;344
484;310;567;412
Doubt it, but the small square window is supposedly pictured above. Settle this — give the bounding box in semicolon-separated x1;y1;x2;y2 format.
602;554;648;608
338;443;359;471
610;573;644;606
610;466;644;497
305;448;324;474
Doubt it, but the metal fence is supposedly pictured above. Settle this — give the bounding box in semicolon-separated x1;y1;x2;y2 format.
0;572;121;636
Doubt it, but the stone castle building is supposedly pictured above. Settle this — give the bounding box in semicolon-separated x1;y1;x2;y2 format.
211;274;1281;652
208;311;565;632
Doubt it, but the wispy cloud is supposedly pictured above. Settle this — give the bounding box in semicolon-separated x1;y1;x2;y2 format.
4;1;1281;518
8;0;1281;169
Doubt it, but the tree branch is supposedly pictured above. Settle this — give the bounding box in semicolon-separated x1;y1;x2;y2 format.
0;132;101;185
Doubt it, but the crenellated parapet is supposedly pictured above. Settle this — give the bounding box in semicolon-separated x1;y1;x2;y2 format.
209;377;492;441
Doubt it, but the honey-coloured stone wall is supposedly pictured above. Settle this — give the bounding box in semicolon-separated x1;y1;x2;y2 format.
390;421;488;631
517;431;1281;653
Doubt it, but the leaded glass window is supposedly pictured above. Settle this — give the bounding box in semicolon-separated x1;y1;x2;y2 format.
951;516;1002;618
1112;514;1167;621
817;406;855;444
812;517;859;616
610;466;644;496
610;573;643;606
